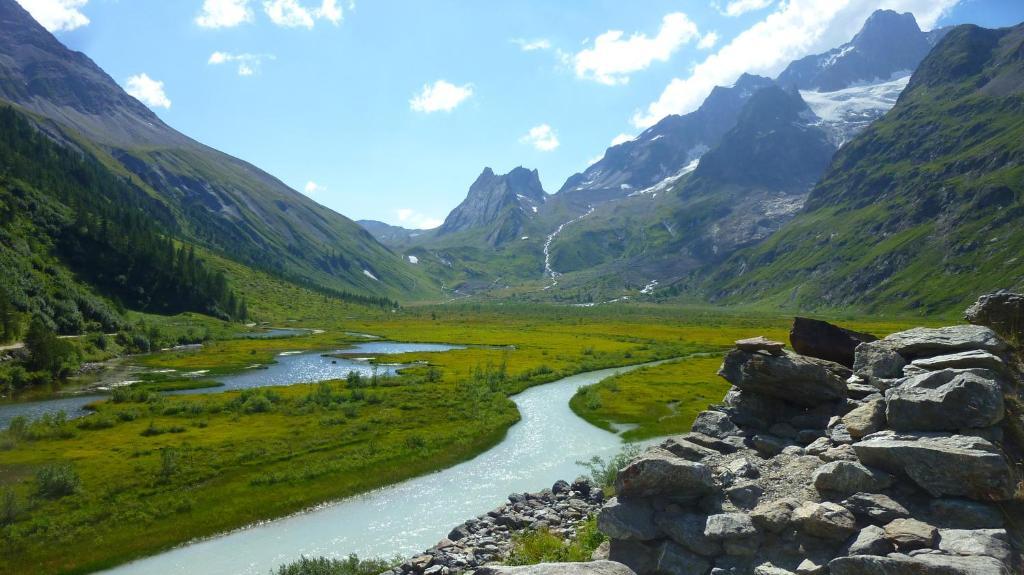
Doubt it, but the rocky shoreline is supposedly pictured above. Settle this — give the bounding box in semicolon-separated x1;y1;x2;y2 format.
390;293;1024;575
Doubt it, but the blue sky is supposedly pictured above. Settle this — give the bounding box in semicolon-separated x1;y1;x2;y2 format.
18;0;1024;228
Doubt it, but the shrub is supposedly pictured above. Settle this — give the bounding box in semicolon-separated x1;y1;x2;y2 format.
577;444;643;490
1;488;21;525
36;463;80;498
505;517;605;566
274;555;395;575
242;394;273;413
77;415;115;430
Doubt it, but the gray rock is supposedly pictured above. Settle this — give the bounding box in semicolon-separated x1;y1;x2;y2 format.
607;540;657;575
804;437;832;456
937;529;1011;563
726;482;763;510
736;337;786;355
656;541;714;575
678;432;738;454
885;370;1004;432
754;563;796;575
790;317;878;368
829;553;1011;575
474;561;638;575
654;511;722;557
659;437;719;461
553;480;571;494
847;525;894;556
752;434;791;456
911;350;1008;375
614;449;716;500
795;558;825;575
725;458;759;479
718;350;851;407
928;499;1003;529
853;431;1014;501
598;498;659;541
704;513;757;540
691;411;741;439
768;422;799;440
964;291;1024;343
812;461;892;495
881;325;1008;357
794;502;857;541
591;541;610;561
796;429;826;445
884;518;938;551
843;399;886;440
820;444;859;462
751;498;799;534
841;493;910;524
853;340;907;382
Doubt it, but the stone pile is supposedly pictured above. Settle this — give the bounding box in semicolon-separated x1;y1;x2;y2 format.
593;294;1024;575
383;478;605;575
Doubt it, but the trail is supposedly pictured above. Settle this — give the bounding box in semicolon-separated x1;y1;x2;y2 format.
543;205;595;290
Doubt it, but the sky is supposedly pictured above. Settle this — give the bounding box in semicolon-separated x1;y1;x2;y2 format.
16;0;1024;229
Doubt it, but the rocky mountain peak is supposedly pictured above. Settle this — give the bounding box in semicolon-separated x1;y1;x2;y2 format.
438;166;546;244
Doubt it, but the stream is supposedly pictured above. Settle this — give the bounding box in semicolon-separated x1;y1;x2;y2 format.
100;361;662;575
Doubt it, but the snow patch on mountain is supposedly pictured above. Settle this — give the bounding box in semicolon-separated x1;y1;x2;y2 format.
801;75;910;147
363;269;379;281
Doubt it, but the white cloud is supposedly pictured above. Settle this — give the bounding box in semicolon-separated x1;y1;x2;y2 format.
574;12;700;85
633;0;960;128
396;208;442;230
698;31;719;50
264;0;314;28
316;0;343;24
520;124;560;152
208;52;274;76
196;0;253;28
125;74;171;109
410;80;474;113
513;38;552;52
303;181;326;195
720;0;775;18
610;133;634;146
16;0;89;32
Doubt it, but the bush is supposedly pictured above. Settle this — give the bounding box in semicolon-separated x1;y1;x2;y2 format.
505;517;605;565
1;487;21;525
274;555;396;575
577;444;643;490
242;394;273;413
36;463;80;498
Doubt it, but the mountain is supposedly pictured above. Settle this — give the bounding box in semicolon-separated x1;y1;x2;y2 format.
358;220;421;246
437;167;546;246
776;10;940;92
554;74;775;210
0;0;432;301
699;22;1024;314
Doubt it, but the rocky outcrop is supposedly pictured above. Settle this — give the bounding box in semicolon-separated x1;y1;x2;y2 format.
965;291;1024;344
789;317;877;368
589;294;1023;575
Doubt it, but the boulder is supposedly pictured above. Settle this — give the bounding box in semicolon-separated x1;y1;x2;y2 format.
927;499;1003;530
608;540;710;575
910;350;1008;375
853;340;907;382
790;317;877;368
846;525;894;556
937;529;1012;563
735;336;786;355
812;461;892;496
793;502;857;541
725;458;759;479
883;518;937;551
841;493;910;524
964;291;1024;343
795;559;826;575
726;482;763;509
829;553;1010;575
654;511;722;557
879;325;1007;358
659;437;718;462
552;480;571;494
842;399;886;440
613;450;715;500
704;513;757;540
754;564;797;575
691;411;741;439
752;434;791;457
718;350;850;407
597;498;659;541
885;370;1004;432
474;561;638;575
751;498;799;534
853;431;1014;501
677;432;737;454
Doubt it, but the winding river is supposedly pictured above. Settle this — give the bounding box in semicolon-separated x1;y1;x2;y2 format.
101;361;661;575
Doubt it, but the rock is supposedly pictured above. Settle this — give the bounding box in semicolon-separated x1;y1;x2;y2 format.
880;325;1008;357
736;336;787;355
752;434;791;457
852;431;1014;501
754;563;796;575
796;429;826;445
608;540;710;575
448;522;472;541
718;350;851;407
726;482;763;509
607;540;657;575
911;350;1008;375
964;291;1024;342
790;317;877;368
842;399;886;440
704;513;758;540
598;498;659;541
769;422;799;440
552;480;571;494
804;437;832;456
827;423;854;445
656;541;714;575
829;553;1010;575
820;444;858;462
572;477;593;496
937;529;1011;563
654;511;723;557
659;437;718;461
793;502;857;541
847;525;894;556
927;499;1003;529
885;369;1005;432
474;561;638;575
841;493;910;524
725;458;759;479
812;461;892;495
751;498;799;534
424;566;447;575
853;340;907;382
795;559;825;575
591;541;610;561
691;411;741;439
884;518;938;551
678;432;737;454
614;449;715;500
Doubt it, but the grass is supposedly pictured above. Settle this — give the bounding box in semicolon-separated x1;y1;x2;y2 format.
505;516;606;566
